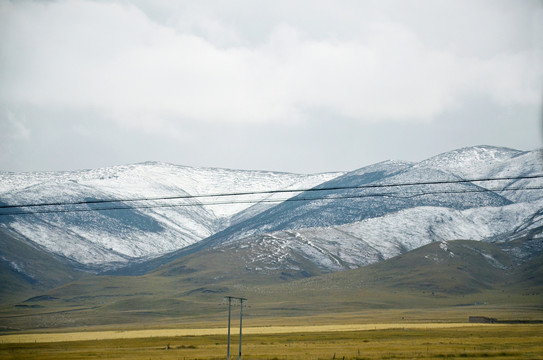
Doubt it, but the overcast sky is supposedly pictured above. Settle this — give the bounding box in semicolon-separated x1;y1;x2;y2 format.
1;0;542;174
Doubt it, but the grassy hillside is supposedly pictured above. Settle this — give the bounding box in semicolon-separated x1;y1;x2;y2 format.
292;240;515;293
0;240;541;330
0;241;543;329
0;228;84;304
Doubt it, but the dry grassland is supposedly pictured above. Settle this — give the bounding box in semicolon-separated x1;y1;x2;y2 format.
0;323;499;344
0;323;500;344
1;323;542;359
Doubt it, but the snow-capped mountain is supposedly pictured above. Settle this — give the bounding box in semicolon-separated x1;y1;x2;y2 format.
0;146;541;277
196;146;539;250
110;146;543;276
415;146;543;203
221;200;543;274
0;163;342;270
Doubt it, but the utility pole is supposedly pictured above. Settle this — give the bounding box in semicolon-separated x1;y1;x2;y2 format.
223;296;247;360
239;298;244;360
227;296;232;359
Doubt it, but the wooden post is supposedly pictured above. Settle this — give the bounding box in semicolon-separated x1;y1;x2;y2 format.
227;297;232;359
238;298;244;360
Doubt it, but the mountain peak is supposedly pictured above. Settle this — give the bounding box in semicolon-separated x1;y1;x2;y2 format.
415;145;524;178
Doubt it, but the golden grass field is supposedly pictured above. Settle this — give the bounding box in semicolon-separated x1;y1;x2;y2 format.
0;323;502;343
1;322;542;359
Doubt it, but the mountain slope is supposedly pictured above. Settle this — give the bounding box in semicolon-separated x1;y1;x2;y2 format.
278;240;514;295
105;146;542;276
0;227;83;303
0;163;341;270
416;146;543;203
215;200;543;274
136;147;533;269
3;239;541;329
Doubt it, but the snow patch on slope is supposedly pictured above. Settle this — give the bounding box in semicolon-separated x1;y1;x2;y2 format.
224;200;543;272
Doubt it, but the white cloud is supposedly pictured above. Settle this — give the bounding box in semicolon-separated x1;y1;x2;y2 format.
0;0;541;136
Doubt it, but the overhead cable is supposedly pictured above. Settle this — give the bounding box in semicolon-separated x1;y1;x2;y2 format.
1;174;542;212
1;183;542;216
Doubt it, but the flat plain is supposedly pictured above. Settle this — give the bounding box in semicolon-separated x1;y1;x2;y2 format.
2;305;543;360
1;323;542;360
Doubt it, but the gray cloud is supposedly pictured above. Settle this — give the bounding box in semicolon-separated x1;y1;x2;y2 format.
0;0;541;173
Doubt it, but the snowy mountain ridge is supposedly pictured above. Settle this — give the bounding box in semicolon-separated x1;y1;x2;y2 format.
0;162;344;219
169;146;541;275
194;147;536;251
0;146;541;274
414;145;524;179
221;199;543;273
0;163;343;269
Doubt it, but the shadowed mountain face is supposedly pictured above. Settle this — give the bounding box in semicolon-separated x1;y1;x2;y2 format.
0;227;83;303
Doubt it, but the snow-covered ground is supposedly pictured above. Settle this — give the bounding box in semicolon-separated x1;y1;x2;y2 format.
0;162;342;268
223;200;543;272
1;146;541;271
0;162;343;218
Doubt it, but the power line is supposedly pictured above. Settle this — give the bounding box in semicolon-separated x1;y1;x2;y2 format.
1;184;541;216
1;174;542;212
